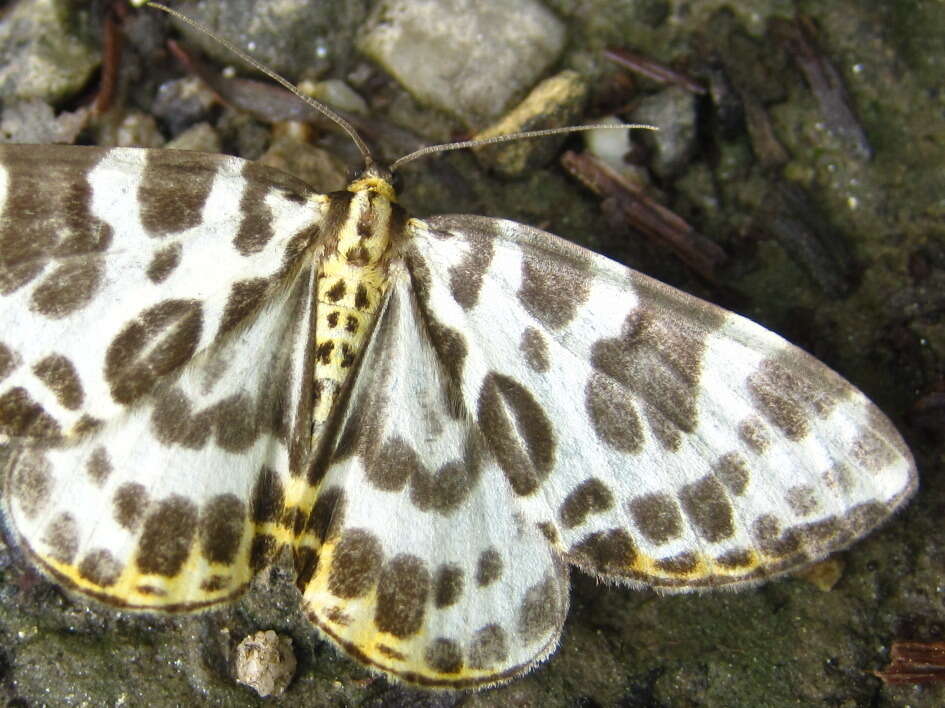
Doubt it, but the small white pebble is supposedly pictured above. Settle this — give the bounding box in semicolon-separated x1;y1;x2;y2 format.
235;630;296;698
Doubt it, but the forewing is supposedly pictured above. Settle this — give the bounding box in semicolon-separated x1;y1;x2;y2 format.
1;145;324;608
0;145;324;441
299;273;569;688
406;214;917;590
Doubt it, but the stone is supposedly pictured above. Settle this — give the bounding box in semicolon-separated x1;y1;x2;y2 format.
234;630;296;698
358;0;566;129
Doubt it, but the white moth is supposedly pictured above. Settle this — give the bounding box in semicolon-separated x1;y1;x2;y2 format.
0;3;916;691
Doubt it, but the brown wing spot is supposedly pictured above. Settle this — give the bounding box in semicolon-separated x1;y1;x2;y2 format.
713;452;750;495
0;341;15;380
520;327;549;373
151;387;212;449
366;437;481;514
33;354;83;410
377;644;406;661
139;150;215;236
294;548;317;590
786;485;819;517
250;467;285;523
752;514;801;558
738;416;770;454
559;478;615;529
715;548;755;569
345;245;370;266
410;459;480;514
86;446;112;486
285;507;307;536
591;305;722;451
10;450;52;518
345;315;359;333
846;501;889;534
113;482;149;531
234;161;311;255
679;475;735;543
146;243;181;283
218;278;269;338
518;250;590;329
340;343;355;368
517;574;563;643
747;363;809;440
250;533;277;572
567;528;638;575
78;549;122;588
427;322;468;418
356;206;374;239
105;299;203;405
425;638;463;675
135;496;199;576
327;528;383;599
326;311;339;328
375;554;430;638
315;341;335;365
365;437;418;492
0;387;61;438
433;564;464;609
324;606;353;627
354;283;370;310
42;512;78;564
201;575;230;592
747;354;846;442
306;486;345;543
477;372;555;496
74;415;101;435
0;258;45;298
475;548;503;587
213;394;257;452
796;515;843;544
849;428;898;474
30;259;104;319
654;551;699;575
448;235;495;310
136;585;166;597
822;463;854;494
628;493;683;544
325;279;346;302
199;494;246;564
584;372;644;453
468;624;509;670
537;521;560;545
405;248;469;417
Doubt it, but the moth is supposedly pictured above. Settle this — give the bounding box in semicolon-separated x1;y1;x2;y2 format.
0;3;917;692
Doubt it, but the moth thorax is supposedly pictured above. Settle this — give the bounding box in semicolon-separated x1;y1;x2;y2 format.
311;186;398;425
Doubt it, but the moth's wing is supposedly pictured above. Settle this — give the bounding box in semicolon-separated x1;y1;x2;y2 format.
298;273;569;688
0;145;325;441
405;214;917;591
1;145;325;608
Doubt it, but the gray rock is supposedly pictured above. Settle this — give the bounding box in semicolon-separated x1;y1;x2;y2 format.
151;77;218;136
165;121;223;153
0;99;87;144
631;85;698;179
0;0;99;103
167;0;369;81
358;0;566;130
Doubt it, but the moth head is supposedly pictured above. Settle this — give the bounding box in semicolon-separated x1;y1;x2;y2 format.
348;163;398;202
